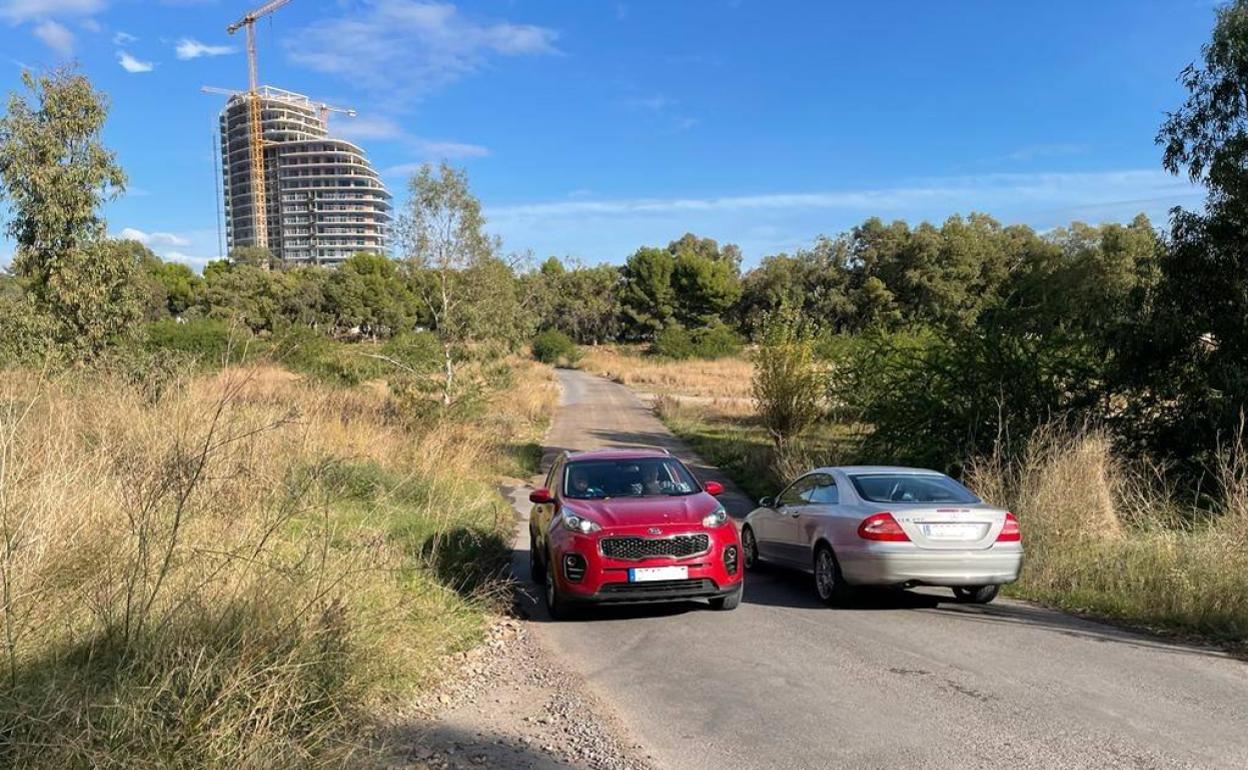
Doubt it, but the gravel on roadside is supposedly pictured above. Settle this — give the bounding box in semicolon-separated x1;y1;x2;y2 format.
379;609;658;770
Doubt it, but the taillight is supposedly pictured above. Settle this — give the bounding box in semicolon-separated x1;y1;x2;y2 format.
997;512;1021;543
857;512;910;542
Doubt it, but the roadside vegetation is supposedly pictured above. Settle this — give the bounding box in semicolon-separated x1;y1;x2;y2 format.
0;358;556;769
0;67;559;766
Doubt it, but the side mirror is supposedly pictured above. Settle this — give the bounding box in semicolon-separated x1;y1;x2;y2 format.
704;480;724;496
529;488;554;504
759;496;775;508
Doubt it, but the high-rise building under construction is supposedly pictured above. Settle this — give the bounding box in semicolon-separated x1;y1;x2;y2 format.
218;86;390;266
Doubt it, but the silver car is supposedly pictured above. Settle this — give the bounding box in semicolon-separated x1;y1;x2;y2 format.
741;466;1022;605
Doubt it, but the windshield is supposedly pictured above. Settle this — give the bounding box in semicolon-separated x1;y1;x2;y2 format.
563;458;700;499
849;473;979;504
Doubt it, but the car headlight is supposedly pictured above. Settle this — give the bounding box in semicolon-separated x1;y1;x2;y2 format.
702;506;729;528
562;513;602;534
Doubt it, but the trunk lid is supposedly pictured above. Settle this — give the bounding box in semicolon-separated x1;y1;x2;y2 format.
888;504;1008;550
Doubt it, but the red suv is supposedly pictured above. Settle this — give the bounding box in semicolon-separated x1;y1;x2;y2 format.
528;449;744;618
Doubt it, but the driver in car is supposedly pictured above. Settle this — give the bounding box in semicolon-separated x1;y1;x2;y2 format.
569;468;605;498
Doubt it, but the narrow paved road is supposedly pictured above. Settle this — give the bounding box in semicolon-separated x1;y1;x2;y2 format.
509;370;1248;769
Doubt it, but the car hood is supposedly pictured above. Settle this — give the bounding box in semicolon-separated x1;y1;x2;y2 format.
562;495;718;529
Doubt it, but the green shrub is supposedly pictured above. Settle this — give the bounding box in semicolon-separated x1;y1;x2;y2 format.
143;318;252;367
651;324;745;360
270;326;387;386
692;323;745;359
752;309;823;449
381;331;441;373
651;326;697;359
531;329;581;366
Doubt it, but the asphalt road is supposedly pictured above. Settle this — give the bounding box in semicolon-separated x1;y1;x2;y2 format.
508;369;1248;770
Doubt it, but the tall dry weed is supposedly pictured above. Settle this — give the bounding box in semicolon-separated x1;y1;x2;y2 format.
0;357;554;768
967;422;1248;646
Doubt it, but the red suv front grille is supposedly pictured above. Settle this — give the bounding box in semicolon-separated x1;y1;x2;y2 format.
600;534;710;560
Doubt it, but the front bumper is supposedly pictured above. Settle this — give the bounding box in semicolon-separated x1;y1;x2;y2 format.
838;543;1023;587
565;577;741;605
551;526;743;604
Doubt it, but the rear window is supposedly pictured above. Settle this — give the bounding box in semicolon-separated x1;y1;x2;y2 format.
849;473;979;504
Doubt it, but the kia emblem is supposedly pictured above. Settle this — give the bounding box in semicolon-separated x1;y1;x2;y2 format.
647;527;662;535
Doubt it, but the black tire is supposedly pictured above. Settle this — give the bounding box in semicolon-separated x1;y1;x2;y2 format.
952;584;1000;604
528;532;546;585
741;525;761;572
709;583;743;611
813;544;853;606
544;554;574;620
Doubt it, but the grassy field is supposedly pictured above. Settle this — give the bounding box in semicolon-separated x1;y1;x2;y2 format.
0;354;556;769
621;350;1248;652
578;344;755;401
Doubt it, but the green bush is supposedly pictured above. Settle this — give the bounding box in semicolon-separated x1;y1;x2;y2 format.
531;329;581;366
692;323;745;359
270;326;387;386
381;331;441;373
143;318;252;367
651;326;697;359
651;324;745;360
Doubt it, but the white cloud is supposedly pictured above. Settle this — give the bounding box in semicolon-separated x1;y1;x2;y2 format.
484;169;1206;265
333;115;406;142
175;38;235;60
112;30;135;44
0;0;104;23
413;138;489;159
286;0;558;102
117;50;154;73
488;170;1198;221
381;142;490;176
32;19;74;55
118;227;190;247
1005;143;1090;162
162;251;218;269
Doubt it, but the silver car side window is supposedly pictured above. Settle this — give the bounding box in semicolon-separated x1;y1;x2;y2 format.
778;475;815;506
808;475;839;505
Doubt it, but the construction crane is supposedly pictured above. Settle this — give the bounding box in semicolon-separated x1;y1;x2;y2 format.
319;103;357;121
226;0;292;254
202;85;356;122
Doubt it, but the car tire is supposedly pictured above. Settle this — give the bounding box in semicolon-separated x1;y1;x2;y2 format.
544;554;573;620
952;584;1000;604
741;525;761;572
529;533;546;584
709;583;743;611
813;544;853;607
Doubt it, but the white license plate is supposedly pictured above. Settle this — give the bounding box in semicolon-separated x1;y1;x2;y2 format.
628;566;688;582
922;523;984;540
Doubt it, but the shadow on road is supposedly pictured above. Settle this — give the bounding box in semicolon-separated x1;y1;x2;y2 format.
379;721;590;770
743;566;943;610
930;598;1236;661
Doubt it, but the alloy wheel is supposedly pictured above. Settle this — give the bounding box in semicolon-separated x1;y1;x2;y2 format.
815;549;837;600
742;527;758;570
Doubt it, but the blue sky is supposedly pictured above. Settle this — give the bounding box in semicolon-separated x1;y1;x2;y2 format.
0;0;1219;270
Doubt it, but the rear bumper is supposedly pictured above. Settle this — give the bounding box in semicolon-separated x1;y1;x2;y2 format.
838;544;1023;587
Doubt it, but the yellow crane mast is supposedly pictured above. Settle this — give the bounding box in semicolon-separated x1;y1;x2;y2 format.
226;0;292;254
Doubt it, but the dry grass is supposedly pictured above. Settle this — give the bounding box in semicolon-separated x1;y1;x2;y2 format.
0;357;556;769
967;425;1248;648
578;345;755;401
